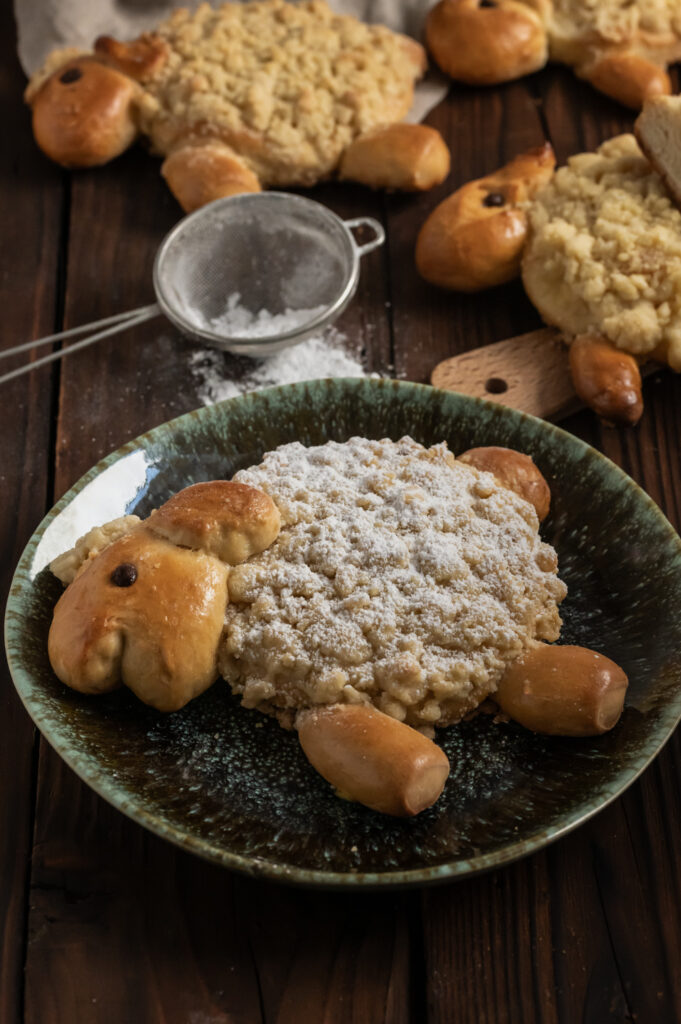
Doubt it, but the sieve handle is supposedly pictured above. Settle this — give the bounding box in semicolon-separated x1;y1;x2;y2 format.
0;303;161;386
344;217;385;257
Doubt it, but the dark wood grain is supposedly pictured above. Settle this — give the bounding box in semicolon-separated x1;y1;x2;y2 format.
0;6;63;1022
21;123;406;1022
4;19;681;1024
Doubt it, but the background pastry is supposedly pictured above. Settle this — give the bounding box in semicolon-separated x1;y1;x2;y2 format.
24;0;450;210
417;130;681;424
426;0;680;109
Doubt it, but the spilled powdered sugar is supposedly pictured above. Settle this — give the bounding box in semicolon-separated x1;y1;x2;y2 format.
189;324;368;404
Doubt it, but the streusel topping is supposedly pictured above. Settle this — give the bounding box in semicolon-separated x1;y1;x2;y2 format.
219;437;566;729
523;134;681;368
137;0;425;185
549;0;681;42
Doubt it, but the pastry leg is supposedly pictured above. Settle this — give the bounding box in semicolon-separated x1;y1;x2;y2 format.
297;704;450;817
578;54;670;110
568;333;644;425
339;124;450;191
161;142;261;213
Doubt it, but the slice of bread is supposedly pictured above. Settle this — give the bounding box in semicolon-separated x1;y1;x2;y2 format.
635;94;681;207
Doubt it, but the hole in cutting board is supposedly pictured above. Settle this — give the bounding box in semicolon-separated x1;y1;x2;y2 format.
485;377;508;394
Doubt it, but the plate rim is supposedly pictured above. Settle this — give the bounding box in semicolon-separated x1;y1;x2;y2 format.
6;377;681;888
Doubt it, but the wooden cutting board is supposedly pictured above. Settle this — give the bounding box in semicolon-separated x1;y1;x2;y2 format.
430;327;582;420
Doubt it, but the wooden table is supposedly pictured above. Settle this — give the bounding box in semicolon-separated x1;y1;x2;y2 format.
3;7;681;1022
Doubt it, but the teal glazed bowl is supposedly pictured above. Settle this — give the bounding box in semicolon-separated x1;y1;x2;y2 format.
6;379;681;888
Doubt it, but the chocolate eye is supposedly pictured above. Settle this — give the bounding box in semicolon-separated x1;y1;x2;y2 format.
479;0;497;7
59;68;83;84
483;192;506;207
111;563;137;587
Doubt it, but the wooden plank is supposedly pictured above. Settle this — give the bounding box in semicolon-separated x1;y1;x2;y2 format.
235;879;415;1024
0;10;63;1023
395;61;681;1024
22;129;405;1019
22;145;270;1024
536;61;681;1024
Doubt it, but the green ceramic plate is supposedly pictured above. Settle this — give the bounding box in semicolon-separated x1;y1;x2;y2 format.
6;379;681;888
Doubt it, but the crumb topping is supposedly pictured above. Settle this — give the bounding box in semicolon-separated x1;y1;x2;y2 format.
136;0;425;185
524;134;681;367
219;437;566;729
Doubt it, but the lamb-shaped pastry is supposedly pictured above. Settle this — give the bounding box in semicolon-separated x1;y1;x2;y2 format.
417;129;681;425
24;0;451;212
47;454;627;818
426;0;681;109
48;476;453;816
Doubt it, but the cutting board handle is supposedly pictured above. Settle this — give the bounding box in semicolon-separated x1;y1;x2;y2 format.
430;327;580;420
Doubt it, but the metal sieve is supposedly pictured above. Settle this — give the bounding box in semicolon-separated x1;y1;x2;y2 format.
0;192;385;383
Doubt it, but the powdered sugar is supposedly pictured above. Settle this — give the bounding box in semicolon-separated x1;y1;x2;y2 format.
190;325;367;404
219;437;567;730
193;292;328;339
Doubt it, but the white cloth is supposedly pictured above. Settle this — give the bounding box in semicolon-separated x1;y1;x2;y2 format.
14;0;447;121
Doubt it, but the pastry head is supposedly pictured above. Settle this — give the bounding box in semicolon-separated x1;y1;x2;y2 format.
48;526;229;711
48;480;281;711
27;56;139;168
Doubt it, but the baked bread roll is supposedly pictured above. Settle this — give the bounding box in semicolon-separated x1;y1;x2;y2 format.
426;0;548;85
457;446;551;520
48;480;280;712
29;57;140;168
426;0;680;108
25;0;450;210
147;480;281;563
297;704;450;817
415;144;555;291
495;643;628;735
338;124;451;192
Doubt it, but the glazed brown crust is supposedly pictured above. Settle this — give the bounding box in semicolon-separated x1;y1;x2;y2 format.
415;143;556;291
425;0;549;85
457;446;551;520
94;34;168;81
338;124;451;191
579;53;671;109
47;527;228;712
147;480;281;564
296;704;450;816
495;643;628;736
568;333;644;426
161;142;262;212
30;57;139;168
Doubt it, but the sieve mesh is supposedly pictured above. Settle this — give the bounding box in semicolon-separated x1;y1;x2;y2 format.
153;192;358;354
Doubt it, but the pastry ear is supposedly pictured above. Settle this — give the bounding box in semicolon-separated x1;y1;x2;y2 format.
161;142;262;212
94;34;167;80
425;0;548;85
147;481;281;564
29;57;139;168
